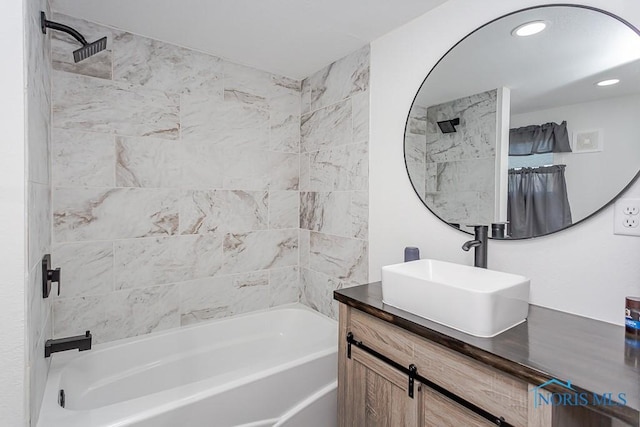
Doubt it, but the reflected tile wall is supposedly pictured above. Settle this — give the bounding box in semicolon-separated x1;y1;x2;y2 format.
405;104;428;199
299;47;370;319
425;89;498;226
51;14;302;344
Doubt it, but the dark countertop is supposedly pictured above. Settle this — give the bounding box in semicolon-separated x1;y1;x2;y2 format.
334;282;640;426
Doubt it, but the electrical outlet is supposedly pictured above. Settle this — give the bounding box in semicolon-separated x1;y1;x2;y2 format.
614;198;640;236
624;206;640;215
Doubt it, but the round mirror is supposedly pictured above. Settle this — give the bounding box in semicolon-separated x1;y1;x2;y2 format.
404;5;640;239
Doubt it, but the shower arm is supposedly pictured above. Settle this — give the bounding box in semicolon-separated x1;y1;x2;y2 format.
40;12;89;46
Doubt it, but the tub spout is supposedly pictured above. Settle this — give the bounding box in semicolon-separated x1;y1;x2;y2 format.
45;330;92;358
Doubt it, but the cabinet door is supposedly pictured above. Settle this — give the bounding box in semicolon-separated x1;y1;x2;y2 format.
419;385;496;427
343;346;419;427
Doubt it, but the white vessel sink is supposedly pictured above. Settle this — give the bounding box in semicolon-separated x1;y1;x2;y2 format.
381;259;530;338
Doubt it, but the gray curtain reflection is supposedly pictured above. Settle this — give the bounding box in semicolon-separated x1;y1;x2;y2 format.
507;165;572;238
509;121;572;155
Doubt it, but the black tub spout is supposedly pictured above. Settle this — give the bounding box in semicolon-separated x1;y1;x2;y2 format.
45;331;92;358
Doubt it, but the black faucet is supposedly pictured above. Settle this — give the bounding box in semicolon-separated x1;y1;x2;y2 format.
462;225;488;268
45;331;92;358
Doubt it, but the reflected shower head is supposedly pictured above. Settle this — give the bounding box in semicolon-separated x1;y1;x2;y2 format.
41;12;107;62
437;118;460;134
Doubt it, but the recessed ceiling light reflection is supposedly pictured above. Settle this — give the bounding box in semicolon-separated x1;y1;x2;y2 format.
512;21;547;37
596;79;620;87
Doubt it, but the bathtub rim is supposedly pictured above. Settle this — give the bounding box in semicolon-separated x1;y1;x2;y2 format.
49;302;335;366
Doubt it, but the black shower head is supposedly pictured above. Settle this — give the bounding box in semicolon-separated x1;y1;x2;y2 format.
73;37;107;63
437;118;460;134
41;12;107;62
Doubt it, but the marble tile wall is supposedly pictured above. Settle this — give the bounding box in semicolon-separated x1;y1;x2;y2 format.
26;1;52;425
50;13;301;345
299;46;370;318
405;104;428;198
425;89;497;226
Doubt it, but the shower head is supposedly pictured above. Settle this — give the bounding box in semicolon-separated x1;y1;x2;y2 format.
437;118;460;134
73;37;107;63
40;12;107;62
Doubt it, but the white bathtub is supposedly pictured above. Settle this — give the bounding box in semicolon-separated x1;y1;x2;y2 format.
38;304;338;427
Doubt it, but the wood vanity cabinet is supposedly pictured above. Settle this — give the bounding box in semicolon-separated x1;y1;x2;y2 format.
338;304;553;427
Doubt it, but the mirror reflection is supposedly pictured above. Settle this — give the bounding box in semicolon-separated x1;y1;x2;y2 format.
405;5;640;239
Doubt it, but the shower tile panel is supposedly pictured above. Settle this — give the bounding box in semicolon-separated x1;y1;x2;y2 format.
269;110;300;153
307;45;370;112
180;190;269;235
223;62;273;109
52;241;114;298
52;129;115;187
307;142;368;191
27;2;53;423
222;229;298;274
51;13;116;80
299;153;310;191
350;191;368;240
298;46;370;319
269;266;300;307
114;235;224;289
116;136;182;188
300;230;310;268
29;183;52;269
49;13;367;338
300;191;351;237
113;32;224;97
309;232;367;284
223;63;300;115
300;268;341;319
263;152;299;190
53;187;180;242
352;90;370;143
301;78;312;115
300;99;352;153
179;271;270;325
179;140;226;189
52;71;180;140
28;23;52;186
181;93;269;139
270;75;302;115
53;284;180;344
27;265;48;358
220;145;270;189
269;191;300;229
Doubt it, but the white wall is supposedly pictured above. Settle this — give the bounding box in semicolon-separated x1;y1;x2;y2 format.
0;0;26;424
512;93;640;221
370;0;640;325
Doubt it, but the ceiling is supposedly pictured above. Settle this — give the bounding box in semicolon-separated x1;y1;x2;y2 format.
51;0;447;79
415;5;640;114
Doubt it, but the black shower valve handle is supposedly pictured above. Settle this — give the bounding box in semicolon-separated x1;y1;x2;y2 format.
48;268;61;296
42;254;61;298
